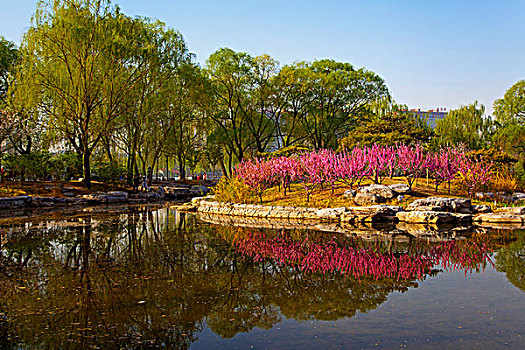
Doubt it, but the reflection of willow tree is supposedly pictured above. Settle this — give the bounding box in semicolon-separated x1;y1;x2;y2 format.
496;230;525;292
0;211;504;348
0;211;219;349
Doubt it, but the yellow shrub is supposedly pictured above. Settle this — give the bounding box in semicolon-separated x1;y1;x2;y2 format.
489;170;518;194
213;176;257;204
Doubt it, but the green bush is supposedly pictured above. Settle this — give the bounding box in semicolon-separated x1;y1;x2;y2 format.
92;161;126;186
3;153;50;181
3;152;82;182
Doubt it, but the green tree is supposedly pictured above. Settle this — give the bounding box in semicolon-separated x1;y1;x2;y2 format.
303;59;389;149
275;60;388;150
206;48;255;174
492;81;525;179
0;36;18;104
0;37;18;152
165;62;210;179
339;100;433;149
14;0;156;188
243;54;279;154
496;232;525;292
273;62;316;148
113;25;194;181
433;101;492;149
494;80;525;125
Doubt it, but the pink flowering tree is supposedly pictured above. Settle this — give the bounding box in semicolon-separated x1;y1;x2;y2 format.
396;144;429;190
297;152;325;202
337;147;370;189
235;158;274;202
317;149;340;193
426;148;460;193
365;144;397;184
269;156;301;196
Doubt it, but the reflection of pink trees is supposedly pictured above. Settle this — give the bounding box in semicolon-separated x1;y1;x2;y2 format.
233;232;494;281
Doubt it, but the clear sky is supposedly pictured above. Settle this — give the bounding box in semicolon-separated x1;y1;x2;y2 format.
1;0;524;115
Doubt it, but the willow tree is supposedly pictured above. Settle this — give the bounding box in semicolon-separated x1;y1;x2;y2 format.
110;25;194;181
14;0;155;188
434;101;492;150
163;62;211;180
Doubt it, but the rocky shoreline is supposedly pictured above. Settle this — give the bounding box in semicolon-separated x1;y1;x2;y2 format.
184;196;525;228
0;184;210;215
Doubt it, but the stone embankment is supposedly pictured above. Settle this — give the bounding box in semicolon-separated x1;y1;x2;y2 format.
186;196;525;229
199;212;474;242
0;185;210;214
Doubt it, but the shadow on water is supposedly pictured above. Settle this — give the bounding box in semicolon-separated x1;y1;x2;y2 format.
0;206;523;348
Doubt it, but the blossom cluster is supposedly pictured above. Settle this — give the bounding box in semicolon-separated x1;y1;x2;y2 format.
234;145;492;200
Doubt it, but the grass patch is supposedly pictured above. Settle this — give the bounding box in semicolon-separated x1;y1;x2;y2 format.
238;176;517;209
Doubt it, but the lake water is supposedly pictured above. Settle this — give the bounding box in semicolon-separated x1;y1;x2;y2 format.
0;205;524;349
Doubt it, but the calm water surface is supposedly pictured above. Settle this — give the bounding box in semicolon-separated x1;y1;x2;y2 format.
0;205;523;349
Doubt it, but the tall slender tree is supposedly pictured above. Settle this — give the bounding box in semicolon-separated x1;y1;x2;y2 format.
14;0;157;188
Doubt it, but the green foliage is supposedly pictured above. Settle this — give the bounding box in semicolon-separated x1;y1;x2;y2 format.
93;161;126;185
258;145;310;159
213;177;256;204
339;102;433;150
491;81;525;184
0;36;18;104
3;153;50;181
277;59;389;150
13;0;165;188
494;80;525;125
496;232;525;292
433;101;492;150
47;152;82;180
3;152;81;182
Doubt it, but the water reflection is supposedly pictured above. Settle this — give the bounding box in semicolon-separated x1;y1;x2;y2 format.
0;207;523;349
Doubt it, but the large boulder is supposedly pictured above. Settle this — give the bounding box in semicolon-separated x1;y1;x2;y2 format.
316;207;347;222
0;195;31;209
83;192;108;203
358;184;395;199
342;205;403;223
511;193;525;202
474;213;524;224
396;211;471;225
387;183;411;194
106;191;128;203
83;191;128;203
473;204;492;213
496;206;525;215
406;197;472;214
343;189;357;198
354;193;381;206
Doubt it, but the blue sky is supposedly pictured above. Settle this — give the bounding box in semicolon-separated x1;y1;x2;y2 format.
1;0;524;114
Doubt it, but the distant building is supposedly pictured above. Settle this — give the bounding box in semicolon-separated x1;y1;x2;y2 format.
403;108;448;128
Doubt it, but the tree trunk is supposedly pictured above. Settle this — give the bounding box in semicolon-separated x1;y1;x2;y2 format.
83;151;92;189
219;158;228;178
177;153;186;180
